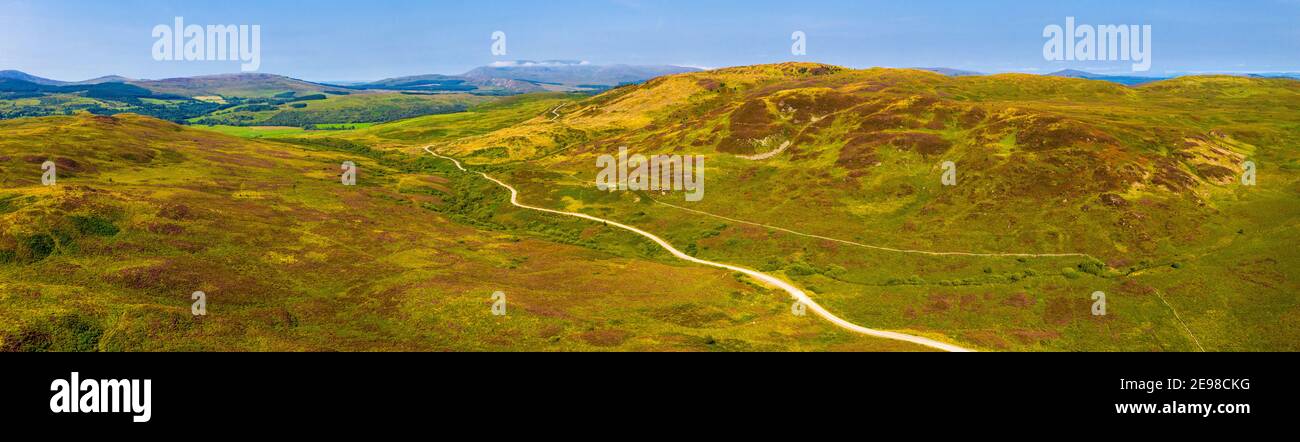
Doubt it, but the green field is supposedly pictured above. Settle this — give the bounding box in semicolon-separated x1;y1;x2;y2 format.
189;92;492;127
194;125;313;138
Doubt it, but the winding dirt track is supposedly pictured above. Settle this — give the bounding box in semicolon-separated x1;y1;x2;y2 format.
424;146;974;352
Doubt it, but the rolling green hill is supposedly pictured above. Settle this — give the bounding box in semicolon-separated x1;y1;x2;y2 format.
0;78;220;121
353;62;702;94
128;73;353;98
0;74;497;127
333;62;1300;351
190;92;492;127
0;113;918;351
2;63;1296;351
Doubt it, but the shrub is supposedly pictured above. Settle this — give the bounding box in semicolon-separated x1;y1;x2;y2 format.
236;104;277;112
683;243;698;256
785;262;819;276
0;313;103;352
288;94;327;102
50;314;103;352
20;233;56;262
1076;261;1107;276
69;215;119;237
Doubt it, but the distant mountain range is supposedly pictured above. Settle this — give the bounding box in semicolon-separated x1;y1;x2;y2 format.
1245;72;1300;80
0;61;701;98
1043;69;1169;86
5;64;1297;104
1043;70;1300;84
905;67;1170;86
463;60;700;87
350;61;701;94
916;67;983;77
344;73;547;95
0;62;706;124
917;67;1170;86
131;73;351;98
0;70;134;86
1;70;346;98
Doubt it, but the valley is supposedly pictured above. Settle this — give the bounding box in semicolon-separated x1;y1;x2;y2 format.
1;63;1296;351
0;64;699;129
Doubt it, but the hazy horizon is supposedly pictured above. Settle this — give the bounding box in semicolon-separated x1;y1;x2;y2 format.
1;0;1297;83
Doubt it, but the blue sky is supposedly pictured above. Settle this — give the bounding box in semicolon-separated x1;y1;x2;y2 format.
1;0;1296;82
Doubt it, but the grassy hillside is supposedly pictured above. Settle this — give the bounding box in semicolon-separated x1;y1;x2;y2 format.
345;63;1299;351
3;63;1295;352
0;76;493;127
0;113;921;351
297;93;585;151
190;92;492;127
0;79;220;121
129;73;353;98
194;93;579;148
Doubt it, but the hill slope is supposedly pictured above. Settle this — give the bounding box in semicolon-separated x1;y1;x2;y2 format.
462;61;701;87
376;62;1299;351
129;73;354;98
0;70;67;86
1046;69;1169;86
355;62;703;94
351;74;547;94
0;113;919;351
3;63;1296;351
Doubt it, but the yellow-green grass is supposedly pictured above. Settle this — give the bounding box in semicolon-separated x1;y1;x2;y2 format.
350;63;1299;351
0;114;928;351
311;93;584;152
5;63;1296;352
